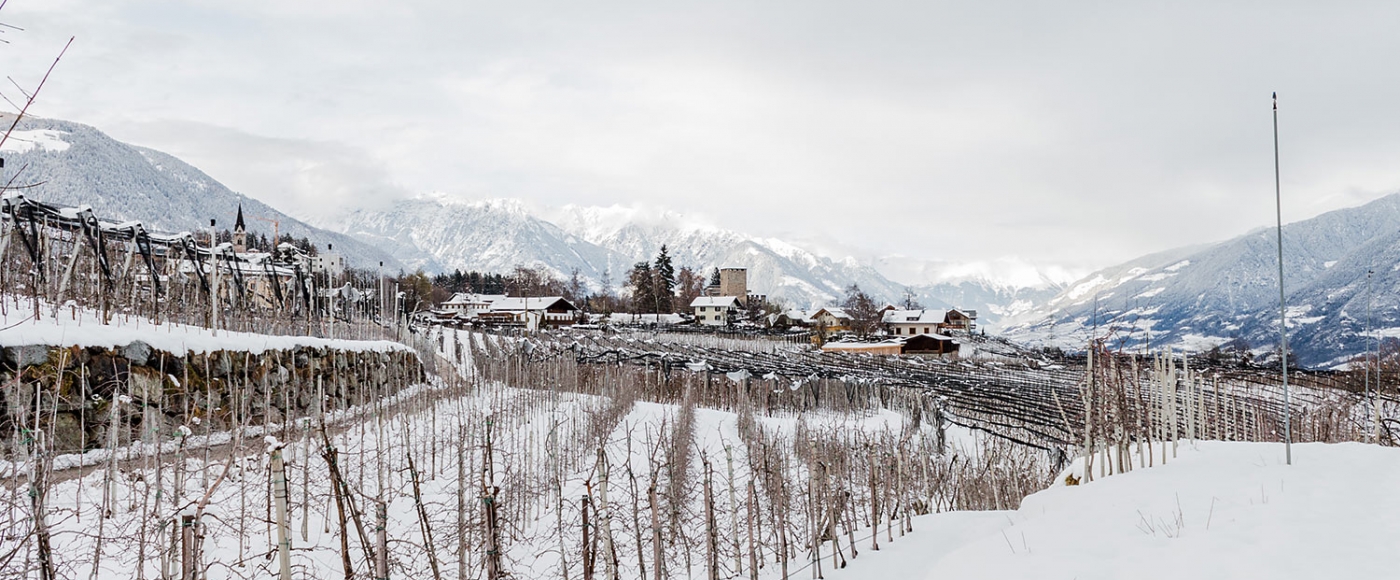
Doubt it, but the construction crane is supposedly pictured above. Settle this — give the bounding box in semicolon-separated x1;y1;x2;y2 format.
252;215;280;248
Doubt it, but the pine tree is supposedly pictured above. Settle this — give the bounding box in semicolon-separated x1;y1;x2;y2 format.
627;262;655;314
654;246;676;313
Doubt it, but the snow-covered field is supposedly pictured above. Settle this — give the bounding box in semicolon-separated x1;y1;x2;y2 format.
6;313;1390;580
7;326;1038;580
811;441;1400;580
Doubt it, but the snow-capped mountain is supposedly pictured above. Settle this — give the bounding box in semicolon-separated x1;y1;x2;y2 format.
0;115;403;270
336;196;1062;325
546;203;908;307
337;197;621;280
1004;192;1400;367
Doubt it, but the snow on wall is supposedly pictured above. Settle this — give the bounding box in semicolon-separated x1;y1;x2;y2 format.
0;298;410;355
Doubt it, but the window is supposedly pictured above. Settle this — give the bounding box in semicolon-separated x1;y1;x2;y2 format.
924;327;930;334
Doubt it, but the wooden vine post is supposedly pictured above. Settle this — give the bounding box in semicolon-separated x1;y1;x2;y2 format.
269;437;293;580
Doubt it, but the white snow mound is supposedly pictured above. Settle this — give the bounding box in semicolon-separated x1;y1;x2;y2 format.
826;441;1400;580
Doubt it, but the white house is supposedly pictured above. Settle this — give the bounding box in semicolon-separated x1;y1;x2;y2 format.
309;252;345;276
812;307;854;332
881;309;947;336
881;308;978;336
441;293;506;318
479;296;580;328
691;296;740;326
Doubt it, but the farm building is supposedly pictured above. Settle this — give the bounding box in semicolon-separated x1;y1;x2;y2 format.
821;334;960;356
691;296;741;326
881;308;979;335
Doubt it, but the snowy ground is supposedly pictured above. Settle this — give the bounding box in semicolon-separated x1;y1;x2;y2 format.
817;441;1400;579
11;316;1387;580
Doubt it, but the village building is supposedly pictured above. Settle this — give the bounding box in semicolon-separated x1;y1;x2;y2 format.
310;252;345;276
703;267;768;306
477;296;580;329
441;293;506;318
691;296;741;326
767;309;815;329
881;308;944;336
900;333;960;355
820;334;959;357
812;307;854;332
881;308;979;336
820;339;904;355
608;312;688;326
944;308;978;332
233;205;248;254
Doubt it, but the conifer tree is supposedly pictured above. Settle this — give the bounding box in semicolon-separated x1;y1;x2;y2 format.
627;262;655;314
653;246;676;313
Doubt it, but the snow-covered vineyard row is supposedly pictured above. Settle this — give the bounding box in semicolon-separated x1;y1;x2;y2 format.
0;325;1051;579
1;313;1387;579
0;194;390;341
493;327;1386;452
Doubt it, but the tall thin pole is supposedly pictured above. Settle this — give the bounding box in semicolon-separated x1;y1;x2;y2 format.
1366;267;1373;441
1272;92;1293;464
270;444;293;580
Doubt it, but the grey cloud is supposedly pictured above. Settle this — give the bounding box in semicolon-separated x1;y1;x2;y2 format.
2;1;1399;275
104;119;413;227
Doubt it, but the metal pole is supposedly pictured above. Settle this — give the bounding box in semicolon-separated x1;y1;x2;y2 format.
1272;92;1293;464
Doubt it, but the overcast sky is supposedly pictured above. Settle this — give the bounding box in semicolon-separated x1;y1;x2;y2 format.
4;0;1400;278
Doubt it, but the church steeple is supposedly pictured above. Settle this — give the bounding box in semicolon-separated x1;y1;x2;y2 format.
233;204;247;253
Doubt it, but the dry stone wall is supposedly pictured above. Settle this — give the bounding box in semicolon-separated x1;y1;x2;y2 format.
1;341;425;455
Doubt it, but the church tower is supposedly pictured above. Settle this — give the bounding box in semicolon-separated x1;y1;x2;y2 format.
233;204;247;253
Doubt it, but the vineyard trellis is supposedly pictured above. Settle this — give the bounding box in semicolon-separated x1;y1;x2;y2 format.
1;193;391;339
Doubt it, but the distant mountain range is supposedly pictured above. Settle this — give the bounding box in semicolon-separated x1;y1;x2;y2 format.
0;115;403;270
11;115;1398;366
1003;193;1400;368
0;115;1064;327
331;195;1068;323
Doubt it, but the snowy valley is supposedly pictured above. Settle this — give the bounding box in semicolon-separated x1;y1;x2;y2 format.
2;183;1395;579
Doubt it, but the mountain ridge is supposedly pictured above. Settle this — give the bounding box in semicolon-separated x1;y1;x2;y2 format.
334;194;1065;324
1003;192;1400;367
0;115;405;271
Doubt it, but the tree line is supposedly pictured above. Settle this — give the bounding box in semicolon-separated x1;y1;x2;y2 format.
410;245;777;318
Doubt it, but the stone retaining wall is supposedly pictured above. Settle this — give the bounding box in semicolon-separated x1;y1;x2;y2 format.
1;341;426;455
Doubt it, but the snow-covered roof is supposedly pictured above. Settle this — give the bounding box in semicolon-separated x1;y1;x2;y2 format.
691;296;740;308
814;307;853;320
488;296;577;312
444;293;506;306
608;313;687;325
882;309;949;325
783;309;815;322
820;339;904;352
769;309;814;325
